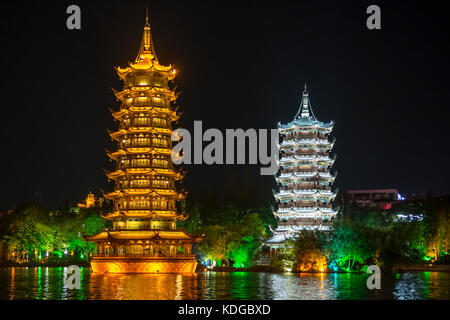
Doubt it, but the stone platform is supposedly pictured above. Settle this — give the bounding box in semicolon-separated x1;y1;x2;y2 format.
90;256;198;274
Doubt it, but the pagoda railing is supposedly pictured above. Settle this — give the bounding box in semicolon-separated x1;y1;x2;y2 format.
294;151;330;157
121;141;169;148
115;184;175;191
109;227;188;232
284;134;328;141
130;100;170;108
278;219;334;226
114;205;177;210
125;119;170;129
92;253;196;258
281;151;330;157
118;163;173;170
279;187;332;192
280;168;329;174
278;204;333;209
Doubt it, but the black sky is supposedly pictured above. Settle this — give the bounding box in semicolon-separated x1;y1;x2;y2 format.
0;0;449;209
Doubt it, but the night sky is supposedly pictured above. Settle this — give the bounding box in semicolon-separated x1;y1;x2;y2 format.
0;0;449;209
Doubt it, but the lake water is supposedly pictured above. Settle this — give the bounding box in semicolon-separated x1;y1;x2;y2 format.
0;268;448;300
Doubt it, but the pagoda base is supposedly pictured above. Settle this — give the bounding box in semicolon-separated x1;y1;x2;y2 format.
90;256;198;274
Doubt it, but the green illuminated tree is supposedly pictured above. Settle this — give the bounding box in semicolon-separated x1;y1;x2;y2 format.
330;225;373;271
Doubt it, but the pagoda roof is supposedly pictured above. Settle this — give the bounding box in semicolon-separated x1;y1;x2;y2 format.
104;188;180;199
275;207;337;215
264;224;333;244
276;172;336;180
263;233;293;244
106;147;172;160
102;210;187;220
115;12;176;80
105;168;184;180
280;139;334;148
85;230;201;242
113;87;177;101
274;189;336;198
278;117;333;131
109;127;173;140
111;107;179;121
278;85;334;131
278;155;334;163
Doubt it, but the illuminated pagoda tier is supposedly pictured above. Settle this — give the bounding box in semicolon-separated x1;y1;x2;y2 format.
265;85;337;250
86;12;202;274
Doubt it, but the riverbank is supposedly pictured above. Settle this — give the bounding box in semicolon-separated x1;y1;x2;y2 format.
2;261;91;268
3;262;449;273
393;264;450;273
209;264;450;273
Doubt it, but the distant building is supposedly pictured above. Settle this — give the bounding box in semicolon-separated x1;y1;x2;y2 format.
346;189;405;210
77;192;96;208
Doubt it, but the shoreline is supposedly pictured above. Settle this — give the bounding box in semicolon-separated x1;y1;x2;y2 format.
2;264;449;273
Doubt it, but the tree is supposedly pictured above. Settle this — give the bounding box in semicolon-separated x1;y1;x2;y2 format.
329;225;373;271
271;239;296;271
294;230;328;272
83;212;105;236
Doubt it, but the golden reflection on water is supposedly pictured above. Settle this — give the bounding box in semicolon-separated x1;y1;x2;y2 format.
88;273;203;300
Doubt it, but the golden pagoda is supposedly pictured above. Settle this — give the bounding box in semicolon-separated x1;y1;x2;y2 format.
85;11;202;274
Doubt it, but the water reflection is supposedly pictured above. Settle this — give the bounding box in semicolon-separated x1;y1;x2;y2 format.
89;273;203;300
393;272;449;300
0;268;448;300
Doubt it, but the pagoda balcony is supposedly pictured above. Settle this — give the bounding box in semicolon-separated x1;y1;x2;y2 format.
284;134;328;141
277;188;333;195
278;218;334;226
111;227;185;232
281;139;332;147
281;150;330;157
128;99;170;108
125;118;170;128
278;203;333;209
118;164;174;170
293;151;330;157
121;141;170;149
115;185;175;191
280;185;332;191
117;205;176;211
280;168;329;174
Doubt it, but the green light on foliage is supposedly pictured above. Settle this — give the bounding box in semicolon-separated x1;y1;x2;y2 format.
228;236;258;269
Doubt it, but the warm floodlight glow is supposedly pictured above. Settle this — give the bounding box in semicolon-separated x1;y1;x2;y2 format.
85;13;202;274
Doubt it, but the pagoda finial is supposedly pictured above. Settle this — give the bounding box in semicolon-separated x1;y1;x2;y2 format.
294;84;316;120
145;1;149;25
135;1;158;63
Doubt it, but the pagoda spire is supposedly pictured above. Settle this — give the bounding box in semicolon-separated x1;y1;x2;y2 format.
295;83;316;120
135;3;159;63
